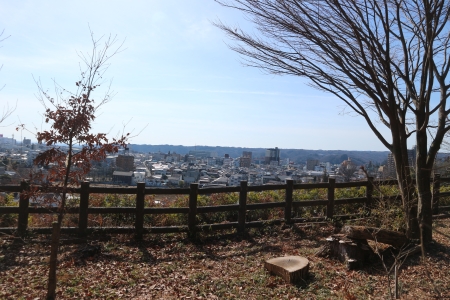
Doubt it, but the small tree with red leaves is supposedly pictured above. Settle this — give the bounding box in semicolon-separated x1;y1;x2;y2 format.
31;32;128;300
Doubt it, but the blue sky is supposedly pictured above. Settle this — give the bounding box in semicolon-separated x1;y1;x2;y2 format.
0;0;391;151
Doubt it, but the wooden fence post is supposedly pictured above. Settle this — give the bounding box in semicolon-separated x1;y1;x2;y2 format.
433;173;441;215
327;178;335;219
188;183;198;237
285;180;293;224
17;181;30;236
78;181;90;237
366;177;374;214
135;182;146;241
238;181;248;233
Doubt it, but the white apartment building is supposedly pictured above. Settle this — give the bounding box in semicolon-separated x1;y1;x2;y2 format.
228;174;247;186
151;163;170;176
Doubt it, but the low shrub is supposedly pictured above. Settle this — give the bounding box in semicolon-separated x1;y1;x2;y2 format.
0;193;17;227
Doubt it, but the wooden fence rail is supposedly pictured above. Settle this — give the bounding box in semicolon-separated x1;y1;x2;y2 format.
1;176;450;238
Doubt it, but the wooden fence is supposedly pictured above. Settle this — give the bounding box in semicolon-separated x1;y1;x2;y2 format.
1;176;449;239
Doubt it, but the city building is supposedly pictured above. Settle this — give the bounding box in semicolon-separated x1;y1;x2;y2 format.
0;134;16;146
23;138;31;146
265;147;280;165
387;146;416;178
387;153;396;178
239;156;251;168
240;151;252;168
112;171;133;185
306;159;319;171
229;174;247;186
116;155;134;172
223;156;233;166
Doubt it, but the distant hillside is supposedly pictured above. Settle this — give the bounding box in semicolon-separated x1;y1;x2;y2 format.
130;144;390;165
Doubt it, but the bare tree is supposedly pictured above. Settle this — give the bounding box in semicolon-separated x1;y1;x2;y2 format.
215;0;450;242
30;31;128;299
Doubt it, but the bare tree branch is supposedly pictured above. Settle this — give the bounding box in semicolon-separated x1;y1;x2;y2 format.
216;0;450;242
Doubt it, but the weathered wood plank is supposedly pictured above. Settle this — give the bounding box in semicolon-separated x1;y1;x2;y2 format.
197;205;239;213
0;207;20;213
335;181;367;188
238;181;247;233
144;207;189;214
246;202;284;210
88;207;135;214
199;187;240;194
247;184;287;192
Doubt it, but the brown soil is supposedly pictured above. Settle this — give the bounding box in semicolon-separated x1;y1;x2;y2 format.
1;219;449;299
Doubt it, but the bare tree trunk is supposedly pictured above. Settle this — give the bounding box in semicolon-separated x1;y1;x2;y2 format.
416;113;434;243
416;161;433;243
391;124;419;239
46;189;67;299
396;169;418;240
46;222;61;299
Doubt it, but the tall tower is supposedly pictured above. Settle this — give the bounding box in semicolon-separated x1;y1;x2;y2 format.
265;147;280;165
387;146;416;179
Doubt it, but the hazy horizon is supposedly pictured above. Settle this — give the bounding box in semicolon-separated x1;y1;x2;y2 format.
129;143;391;153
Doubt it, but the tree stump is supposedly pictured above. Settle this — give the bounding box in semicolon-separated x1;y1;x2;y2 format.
315;234;373;270
264;256;309;284
316;226;411;270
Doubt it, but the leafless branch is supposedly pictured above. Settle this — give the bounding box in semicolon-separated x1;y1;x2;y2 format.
216;0;450;241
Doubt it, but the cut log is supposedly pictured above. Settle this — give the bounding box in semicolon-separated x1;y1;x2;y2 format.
264;256;309;284
341;225;408;249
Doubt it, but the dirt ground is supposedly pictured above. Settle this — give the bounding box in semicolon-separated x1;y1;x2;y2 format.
1;219;449;299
